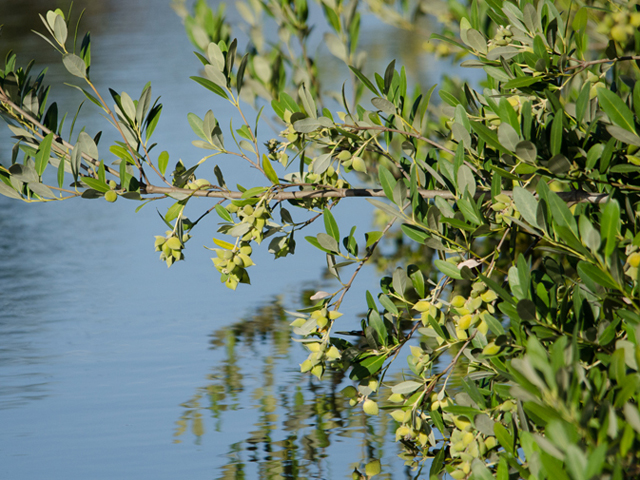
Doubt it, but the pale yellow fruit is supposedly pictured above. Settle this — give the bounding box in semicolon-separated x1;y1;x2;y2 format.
628;252;640;268
351;156;367;173
166;236;182;250
483;342;500;355
363;399;379;415
104;190;117;203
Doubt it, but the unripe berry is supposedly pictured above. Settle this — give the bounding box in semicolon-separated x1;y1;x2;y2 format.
104;190;117;203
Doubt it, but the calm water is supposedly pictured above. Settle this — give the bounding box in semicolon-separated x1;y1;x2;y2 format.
0;1;452;478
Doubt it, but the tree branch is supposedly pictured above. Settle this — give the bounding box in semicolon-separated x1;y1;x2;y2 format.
144;184;609;204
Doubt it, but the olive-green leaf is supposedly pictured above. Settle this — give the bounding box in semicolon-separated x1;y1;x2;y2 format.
434;259;463;280
317;232;339;253
323;208;340;243
513;187;539;228
262;154;279;184
597;88;637;133
601;200;620;258
371;97;396;115
62;53;87;78
547;190;578;236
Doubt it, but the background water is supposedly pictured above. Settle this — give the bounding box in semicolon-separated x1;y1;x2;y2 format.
0;1;456;478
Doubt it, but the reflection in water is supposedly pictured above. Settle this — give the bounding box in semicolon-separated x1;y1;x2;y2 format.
175;295;410;479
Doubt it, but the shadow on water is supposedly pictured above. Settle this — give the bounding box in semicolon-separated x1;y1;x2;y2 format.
174;295;418;480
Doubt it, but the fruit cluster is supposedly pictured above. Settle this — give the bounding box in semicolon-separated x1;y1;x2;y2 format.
598;9;640;45
489;25;513;48
211;242;254;290
226;203;270;244
491;193;520;226
155;231;191;267
449;282;498;340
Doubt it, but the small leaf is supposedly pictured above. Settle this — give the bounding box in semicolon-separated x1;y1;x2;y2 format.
215;204;233;222
371;97;395;115
262;154;279;184
434;260;463;280
62;53;87;78
601;200;620;258
323;208;340;243
158;151;169;176
317;233;340;253
513;187;539;228
34;132;54;177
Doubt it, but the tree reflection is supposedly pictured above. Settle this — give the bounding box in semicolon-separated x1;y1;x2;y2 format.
174;295;406;479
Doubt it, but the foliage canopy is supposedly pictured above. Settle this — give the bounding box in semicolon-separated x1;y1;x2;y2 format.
3;0;640;478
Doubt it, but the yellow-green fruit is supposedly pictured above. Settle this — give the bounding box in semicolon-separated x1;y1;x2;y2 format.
326;165;335;177
363;399;379;415
337;150;351;161
108;180;117;189
483;342;500;356
453;416;471;431
364;460;381;477
414;300;431;312
104;190;117;203
485;436;497;450
240;244;252;255
342;386;357;398
243;205;254;216
481;290;498;303
628;252;640;268
451;295;466;308
611;25;627;43
311;364;323;379
388;393;404;403
238;253;254;267
351;156;367;173
458;314;473;330
166;236;182;250
227;203;239;213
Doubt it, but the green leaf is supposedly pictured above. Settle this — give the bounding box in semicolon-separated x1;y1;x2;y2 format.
513;187;539;228
35;132;54;177
0;181;22;200
158;151;169;176
323;208;340;243
601;200;620;258
365;231;383;248
503;75;543;89
392;381;422;395
215;204;233;222
547;190;578;236
349;66;379;95
81;177;110;193
190;76;229;100
401;224;429;244
434;260;463;280
262;154;279;184
240;186;267;198
371;97;396;115
62;53;86;77
550;112;563;156
378;165;396;202
494;423;514;455
316;233;340;253
577;261;619;290
597;88;637;133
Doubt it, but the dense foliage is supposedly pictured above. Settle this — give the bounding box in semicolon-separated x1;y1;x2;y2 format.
3;0;640;477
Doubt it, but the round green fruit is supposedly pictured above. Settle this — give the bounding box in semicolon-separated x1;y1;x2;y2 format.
104;190;117;203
